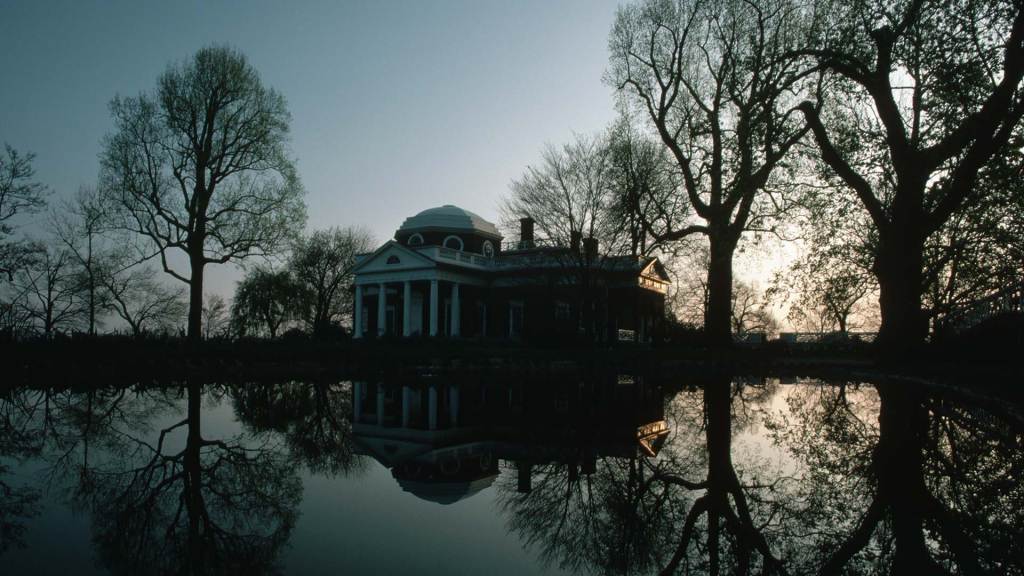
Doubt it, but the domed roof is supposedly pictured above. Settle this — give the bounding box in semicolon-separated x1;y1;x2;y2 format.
397;205;502;240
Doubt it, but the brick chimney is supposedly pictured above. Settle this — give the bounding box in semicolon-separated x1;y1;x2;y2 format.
583;237;599;262
570;231;582;254
519;217;535;248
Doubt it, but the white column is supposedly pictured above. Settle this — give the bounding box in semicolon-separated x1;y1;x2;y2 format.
428;385;438;430
401;385;412;428
353;285;363;338
353;382;363;422
376;384;385;426
449;384;459;427
402;281;412;337
429;279;439;337
377;283;387;337
450;282;460;337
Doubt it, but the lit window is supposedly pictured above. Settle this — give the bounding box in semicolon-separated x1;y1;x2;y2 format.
482;240;494;258
408;233;424;246
443;235;464;251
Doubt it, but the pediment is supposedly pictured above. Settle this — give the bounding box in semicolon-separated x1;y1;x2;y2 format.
640;258;671;283
352;241;437;275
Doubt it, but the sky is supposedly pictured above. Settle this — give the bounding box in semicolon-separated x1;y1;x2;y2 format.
1;0;627;296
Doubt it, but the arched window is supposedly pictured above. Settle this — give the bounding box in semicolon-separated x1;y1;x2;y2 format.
407;233;424;246
482;240;494;258
443;235;464;251
386;255;400;265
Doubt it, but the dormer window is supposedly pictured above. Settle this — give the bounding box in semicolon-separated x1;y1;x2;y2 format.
443;235;464;251
408;233;424;246
482;240;494;258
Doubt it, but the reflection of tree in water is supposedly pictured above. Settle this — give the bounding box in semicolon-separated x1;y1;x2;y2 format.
497;455;688;575
65;382;302;575
0;390;43;554
655;376;790;575
232;380;366;477
495;375;791;575
769;381;1024;574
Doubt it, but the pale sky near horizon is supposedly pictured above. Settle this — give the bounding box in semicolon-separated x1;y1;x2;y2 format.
1;0;791;305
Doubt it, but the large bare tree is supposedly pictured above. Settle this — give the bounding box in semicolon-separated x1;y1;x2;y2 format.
795;0;1024;352
609;0;816;345
100;46;306;341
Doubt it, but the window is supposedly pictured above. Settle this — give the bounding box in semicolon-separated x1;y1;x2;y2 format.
482;240;494;258
443;235;464;251
386;255;400;265
554;301;571;321
508;301;524;338
408;233;424;246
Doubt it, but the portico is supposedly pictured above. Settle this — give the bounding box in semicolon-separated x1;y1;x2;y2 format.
351;243;486;338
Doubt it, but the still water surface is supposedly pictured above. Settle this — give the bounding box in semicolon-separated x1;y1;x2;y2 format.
1;370;1021;575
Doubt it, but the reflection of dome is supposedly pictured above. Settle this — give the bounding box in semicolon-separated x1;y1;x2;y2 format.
397;205;502;240
396;475;499;505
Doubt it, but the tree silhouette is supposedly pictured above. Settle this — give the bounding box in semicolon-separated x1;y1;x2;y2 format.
609;0;817;346
100;46;306;342
232;380;366;477
288;227;374;337
0;144;48;282
63;383;302;575
795;0;1024;352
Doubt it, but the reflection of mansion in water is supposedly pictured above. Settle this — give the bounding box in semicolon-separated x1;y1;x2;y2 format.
351;205;669;343
351;372;669;504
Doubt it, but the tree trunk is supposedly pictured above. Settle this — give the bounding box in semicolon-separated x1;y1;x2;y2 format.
188;255;205;342
185;381;204;571
874;223;927;356
704;234;736;347
874;384;939;573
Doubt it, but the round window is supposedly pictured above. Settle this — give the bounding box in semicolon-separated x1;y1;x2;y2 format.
408;233;424;246
443;235;464;251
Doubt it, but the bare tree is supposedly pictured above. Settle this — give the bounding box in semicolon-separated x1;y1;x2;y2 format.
12;242;84;336
0;144;48;280
795;0;1024;352
50;186;116;335
503;134;628;253
609;0;817;346
202;293;229;340
606;110;681;258
103;267;186;337
100;46;306;342
730;280;779;336
288;226;374;336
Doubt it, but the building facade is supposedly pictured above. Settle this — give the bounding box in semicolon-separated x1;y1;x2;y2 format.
351;205;669;343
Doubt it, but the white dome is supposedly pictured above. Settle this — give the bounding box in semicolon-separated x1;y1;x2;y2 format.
397;204;502;239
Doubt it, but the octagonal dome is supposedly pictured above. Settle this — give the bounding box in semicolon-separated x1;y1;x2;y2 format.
397;205;502;240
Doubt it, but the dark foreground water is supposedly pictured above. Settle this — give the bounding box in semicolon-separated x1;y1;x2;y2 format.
1;369;1021;575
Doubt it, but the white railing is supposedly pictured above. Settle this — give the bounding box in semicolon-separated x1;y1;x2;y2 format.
416;245;493;268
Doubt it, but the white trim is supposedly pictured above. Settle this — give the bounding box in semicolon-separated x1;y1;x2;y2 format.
354;268;487;287
407;233;424;246
351;240;436;274
482;240;494;258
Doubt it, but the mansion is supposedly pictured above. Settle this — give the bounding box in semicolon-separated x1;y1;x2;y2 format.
351;205;669;343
